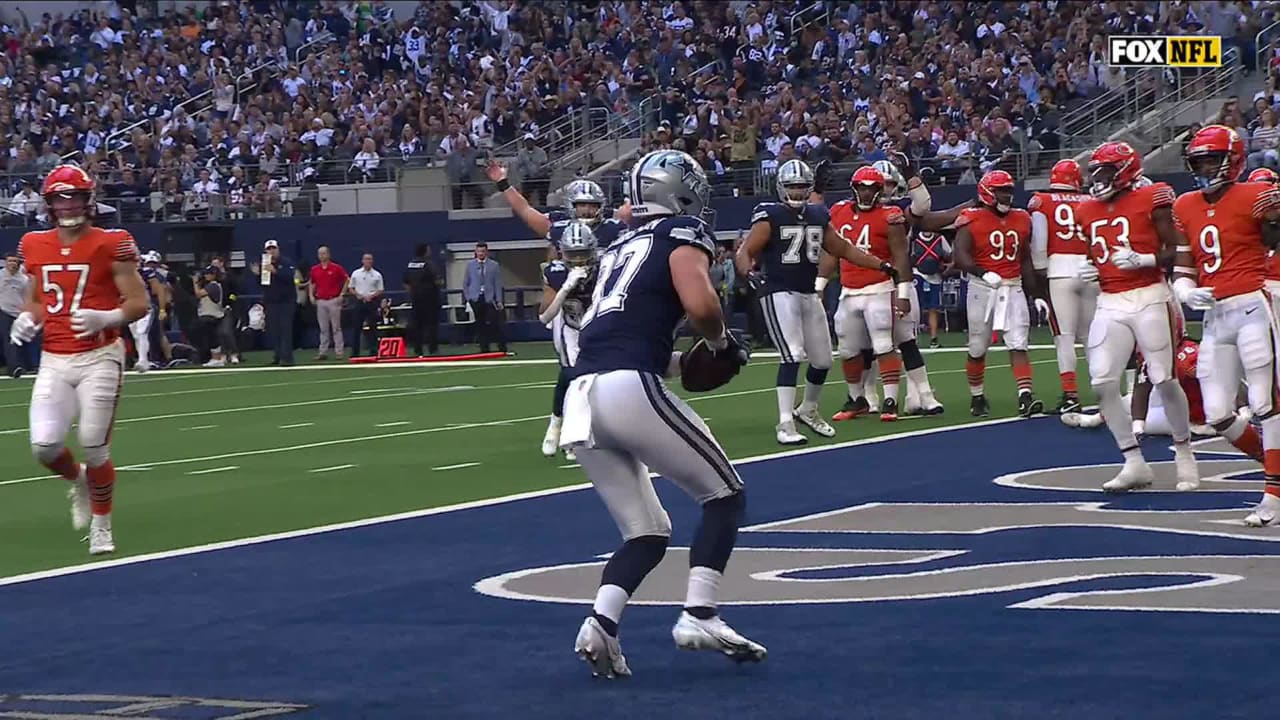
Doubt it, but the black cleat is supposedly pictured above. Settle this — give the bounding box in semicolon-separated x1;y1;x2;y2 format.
879;397;899;422
832;395;871;421
1019;391;1044;418
970;395;990;417
929;338;941;349
1053;393;1081;415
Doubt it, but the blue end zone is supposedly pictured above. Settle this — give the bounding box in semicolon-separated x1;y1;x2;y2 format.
0;421;1276;719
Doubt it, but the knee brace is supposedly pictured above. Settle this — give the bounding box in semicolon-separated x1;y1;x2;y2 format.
777;362;800;387
899;339;925;371
805;365;829;386
31;442;64;466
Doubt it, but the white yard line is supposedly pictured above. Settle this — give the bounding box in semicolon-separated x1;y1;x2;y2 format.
308;464;357;474
432;462;482;471
185;466;239;476
0;417;1024;587
278;422;315;429
375;421;412;428
180;425;218;431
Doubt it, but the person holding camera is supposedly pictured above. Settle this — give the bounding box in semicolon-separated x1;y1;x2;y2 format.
194;266;233;367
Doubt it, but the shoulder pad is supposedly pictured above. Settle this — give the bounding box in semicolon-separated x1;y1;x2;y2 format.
661;216;716;257
884;205;906;225
1148;183;1175;208
954;207;980;228
750;203;775;225
1027;193;1043;211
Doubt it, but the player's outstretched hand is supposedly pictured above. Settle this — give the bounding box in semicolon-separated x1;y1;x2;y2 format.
10;311;40;346
486;159;508;184
1033;298;1050;323
70;308;123;339
812;160;831;194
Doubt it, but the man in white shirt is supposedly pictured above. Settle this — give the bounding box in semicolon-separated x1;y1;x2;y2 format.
0;252;31;376
8;180;41;224
348;253;385;357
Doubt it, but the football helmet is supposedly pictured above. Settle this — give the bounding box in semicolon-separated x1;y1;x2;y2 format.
41;164;95;228
977;170;1015;213
776;159;815;208
1249;167;1280;184
1087;142;1142;200
1048;159;1083;191
564;179;607;226
1186;125;1246;191
851;166;885;211
871;159;906;201
560;221;599;269
626;150;713;223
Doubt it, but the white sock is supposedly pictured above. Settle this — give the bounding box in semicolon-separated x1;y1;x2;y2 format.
969;383;985;397
593;584;630;624
777;385;797;423
548;415;562;429
906;365;933;396
1054;333;1076;376
1122;446;1145;464
1154;379;1192;443
1097;381;1137;450
1123;368;1137;395
685;566;722;611
799;375;824;412
845;380;861;400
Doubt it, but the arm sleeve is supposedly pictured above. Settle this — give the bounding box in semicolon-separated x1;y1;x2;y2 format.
1030;210;1049;271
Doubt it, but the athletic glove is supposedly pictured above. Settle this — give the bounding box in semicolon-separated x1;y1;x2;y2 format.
9;311;40;346
1173;276;1214;310
1111;247;1156;270
70;308;125;339
1078;258;1099;282
812;160;831;195
1033;298;1050;323
981;271;1003;287
564;266;588;290
747;271;767;292
880;261;899;282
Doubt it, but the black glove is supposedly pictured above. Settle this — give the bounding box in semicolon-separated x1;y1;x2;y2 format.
812;159;831;195
747;271;767;292
717;329;751;368
879;261;898;282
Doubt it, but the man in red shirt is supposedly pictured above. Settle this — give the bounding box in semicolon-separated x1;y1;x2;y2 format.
308;245;349;360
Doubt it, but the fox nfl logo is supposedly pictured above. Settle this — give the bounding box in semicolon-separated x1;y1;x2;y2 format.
1107;35;1222;67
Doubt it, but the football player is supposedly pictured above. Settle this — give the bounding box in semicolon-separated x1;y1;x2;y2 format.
538;221;599;462
562;150;764;677
952;170;1047;418
11;165;149;554
131;250;169;372
485;163;628;457
1173;125;1279;517
823;166;912;421
1247;168;1280;316
736;159;895;445
1075;141;1199;493
1030;159;1096;414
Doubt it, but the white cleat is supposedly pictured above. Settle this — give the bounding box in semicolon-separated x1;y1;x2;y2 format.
88;515;114;556
574;617;630;679
1102;457;1154;493
672;611;767;663
541;417;562;458
564;447;577;462
903;394;921;415
775;420;807;445
68;465;90;531
1244;494;1280;527
1174;444;1201;492
794;406;836;438
134;360;150;374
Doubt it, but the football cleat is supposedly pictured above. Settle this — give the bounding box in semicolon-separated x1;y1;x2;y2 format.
68;464;90;531
672;611;767;663
541;416;562;458
832;396;870;421
970;395;990;417
88;515;114;556
795;406;836;437
1174;443;1200;492
1244;494;1280;527
775;420;807;446
929;338;941;349
879;396;898;422
564;447;577;462
574;616;631;679
134;360;150;374
1018;391;1044;418
1053;393;1081;415
1102;457;1154;493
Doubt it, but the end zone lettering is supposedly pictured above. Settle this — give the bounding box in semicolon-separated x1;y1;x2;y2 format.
1107;36;1223;67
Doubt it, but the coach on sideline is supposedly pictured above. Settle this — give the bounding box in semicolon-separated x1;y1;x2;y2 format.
309;245;349;360
462;242;507;354
262;239;297;367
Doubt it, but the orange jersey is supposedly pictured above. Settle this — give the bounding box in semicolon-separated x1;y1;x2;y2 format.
955;206;1032;279
1076;183;1175;294
1174;182;1279;299
18;226;139;355
1028;191;1091;256
830;199;905;289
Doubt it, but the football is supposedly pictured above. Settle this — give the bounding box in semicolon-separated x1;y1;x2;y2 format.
680;336;747;392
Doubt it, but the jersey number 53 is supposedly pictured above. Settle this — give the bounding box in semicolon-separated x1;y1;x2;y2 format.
1087;216;1132;264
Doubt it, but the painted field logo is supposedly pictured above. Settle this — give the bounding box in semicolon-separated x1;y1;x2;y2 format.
1108;35;1222;67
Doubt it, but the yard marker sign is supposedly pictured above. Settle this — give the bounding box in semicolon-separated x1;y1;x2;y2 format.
1108;35;1222;67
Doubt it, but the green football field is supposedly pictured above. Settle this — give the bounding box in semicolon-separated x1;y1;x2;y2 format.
0;329;1089;579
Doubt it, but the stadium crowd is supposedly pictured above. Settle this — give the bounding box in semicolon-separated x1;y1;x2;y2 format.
0;0;1270;221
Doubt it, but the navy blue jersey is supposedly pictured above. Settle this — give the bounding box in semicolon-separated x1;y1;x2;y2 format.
752;201;830;295
574;215;716;377
548;216;626;249
140;266;160;306
542;259;597;329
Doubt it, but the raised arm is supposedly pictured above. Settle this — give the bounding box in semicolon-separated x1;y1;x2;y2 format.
488;160;552;237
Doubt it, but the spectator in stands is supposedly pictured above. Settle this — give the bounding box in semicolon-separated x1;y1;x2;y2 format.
309;245;349;361
348;253;385;358
1251;108;1280;170
6;181;40;227
0;252;31;378
462;242;507;355
188;169;220;221
516;134;550;207
349;138;381;183
445;134;484;210
261;239;297;367
253;175;282;217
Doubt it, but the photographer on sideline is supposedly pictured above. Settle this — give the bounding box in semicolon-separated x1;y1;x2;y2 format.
194;265;233;367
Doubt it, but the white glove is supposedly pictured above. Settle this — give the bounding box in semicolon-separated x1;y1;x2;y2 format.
70;308;125;339
1173;276;1214;310
1033;298;1050;323
981;271;1002;287
9;311;40;346
564;266;588;290
1111;247;1155;270
1078;258;1099;282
